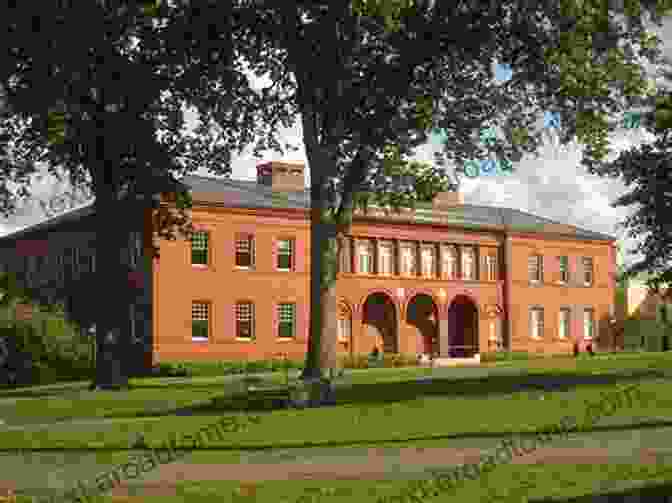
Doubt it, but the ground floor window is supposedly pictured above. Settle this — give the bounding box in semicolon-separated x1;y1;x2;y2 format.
236;301;254;340
337;317;351;343
278;303;295;339
192;301;209;341
583;308;594;340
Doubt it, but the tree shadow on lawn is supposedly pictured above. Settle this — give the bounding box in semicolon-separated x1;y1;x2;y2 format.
531;481;672;503
121;368;670;418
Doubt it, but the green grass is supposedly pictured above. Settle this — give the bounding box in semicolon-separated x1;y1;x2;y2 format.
14;461;672;503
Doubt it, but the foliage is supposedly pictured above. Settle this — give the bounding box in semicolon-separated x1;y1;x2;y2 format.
587;65;672;293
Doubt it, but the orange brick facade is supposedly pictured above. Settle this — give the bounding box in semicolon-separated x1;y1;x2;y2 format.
152;201;617;363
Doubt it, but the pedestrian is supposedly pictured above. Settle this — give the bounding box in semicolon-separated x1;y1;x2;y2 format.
587;342;594;356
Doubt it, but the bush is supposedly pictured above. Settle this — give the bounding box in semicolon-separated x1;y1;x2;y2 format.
153;359;304;378
480;351;551;363
337;353;418;369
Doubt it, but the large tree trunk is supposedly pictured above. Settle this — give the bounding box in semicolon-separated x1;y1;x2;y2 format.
91;184;130;390
301;181;339;381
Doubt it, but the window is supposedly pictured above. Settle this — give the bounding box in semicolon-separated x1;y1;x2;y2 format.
421;246;435;278
485;255;497;281
277;238;294;271
337;318;351;343
236;301;254;340
530;307;544;339
378;241;393;276
235;234;254;268
401;244;416;276
528;254;543;282
358;241;373;274
583;308;594;340
442;246;457;279
191;302;209;341
462;247;475;280
559;256;569;283
278;303;295;339
559;308;571;339
582;257;593;286
191;231;209;266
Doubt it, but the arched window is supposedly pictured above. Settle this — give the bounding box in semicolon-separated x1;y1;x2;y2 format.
337;302;352;344
462;247;475;280
442;246;457;279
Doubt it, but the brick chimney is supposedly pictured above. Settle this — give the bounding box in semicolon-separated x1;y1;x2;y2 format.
256;161;306;192
432;191;464;210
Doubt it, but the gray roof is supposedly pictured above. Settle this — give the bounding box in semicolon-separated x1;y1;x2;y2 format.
0;174;615;243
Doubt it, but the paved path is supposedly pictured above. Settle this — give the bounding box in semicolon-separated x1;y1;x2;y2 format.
105;447;670;497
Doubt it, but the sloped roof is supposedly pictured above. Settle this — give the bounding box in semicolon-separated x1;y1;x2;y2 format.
0;174;615;243
182;174;615;241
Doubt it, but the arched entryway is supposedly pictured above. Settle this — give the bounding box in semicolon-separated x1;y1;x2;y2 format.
447;295;479;357
406;294;438;356
362;292;397;354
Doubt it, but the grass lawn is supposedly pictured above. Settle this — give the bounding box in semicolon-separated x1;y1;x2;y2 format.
1;352;671;503
12;462;672;503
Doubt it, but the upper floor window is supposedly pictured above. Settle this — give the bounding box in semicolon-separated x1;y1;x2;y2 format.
358;240;373;274
278;303;296;339
559;308;571;339
401;243;416;276
530;307;544;339
236;301;254;340
558;256;569;283
421;246;435;278
191;301;209;341
582;257;593;286
442;246;457;279
485;255;497;281
583;308;594;340
378;241;394;276
191;231;209;267
235;234;254;268
277;238;294;271
528;254;543;282
462;247;475;280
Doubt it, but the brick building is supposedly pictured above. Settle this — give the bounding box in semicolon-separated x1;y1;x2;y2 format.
0;161;618;366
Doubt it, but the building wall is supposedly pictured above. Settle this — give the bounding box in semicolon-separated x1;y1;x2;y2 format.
152;204;616;362
508;234;615;354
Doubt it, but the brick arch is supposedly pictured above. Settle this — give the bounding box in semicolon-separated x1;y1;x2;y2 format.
445;291;481;317
356;288;401;318
403;289;441;318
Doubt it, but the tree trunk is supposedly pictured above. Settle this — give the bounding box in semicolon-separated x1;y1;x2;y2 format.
301;190;339;380
91;193;130;391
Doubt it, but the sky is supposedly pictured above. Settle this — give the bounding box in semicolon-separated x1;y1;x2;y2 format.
2;15;672;270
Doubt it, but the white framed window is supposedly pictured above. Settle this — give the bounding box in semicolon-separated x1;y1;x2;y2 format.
378;241;393;276
337;317;351;343
442;246;457;279
583;308;594;340
462;247;475;280
277;238;294;271
358;241;373;274
582;257;593;286
559;256;569;283
191;301;209;341
191;231;209;267
401;244;416;276
421;246;435;278
485;255;497;281
528;254;543;282
278;303;296;339
236;301;254;340
530;307;544;339
235;234;254;268
559;308;571;339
